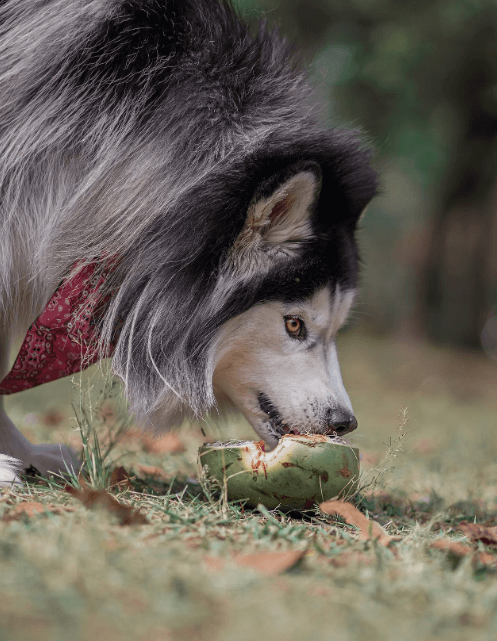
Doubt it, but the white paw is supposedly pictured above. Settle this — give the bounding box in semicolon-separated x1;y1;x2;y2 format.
0;454;22;487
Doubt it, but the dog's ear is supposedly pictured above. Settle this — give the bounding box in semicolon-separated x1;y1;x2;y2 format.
230;162;321;265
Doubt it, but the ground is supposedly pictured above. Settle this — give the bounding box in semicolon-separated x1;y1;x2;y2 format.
0;331;496;641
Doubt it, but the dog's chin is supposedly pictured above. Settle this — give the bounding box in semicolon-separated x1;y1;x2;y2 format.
251;420;281;451
251;391;293;450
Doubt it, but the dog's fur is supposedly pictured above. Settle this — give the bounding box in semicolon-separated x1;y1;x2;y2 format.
0;0;377;483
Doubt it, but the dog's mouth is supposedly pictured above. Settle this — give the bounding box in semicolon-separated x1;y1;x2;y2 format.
257;392;295;439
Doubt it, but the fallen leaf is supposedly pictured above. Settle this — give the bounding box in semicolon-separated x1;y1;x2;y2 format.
430;539;497;567
109;466;134;490
328;551;374;568
41;409;65;427
234;550;304;574
3;502;47;521
134;464;169;481
457;522;497;546
2;502;76;522
204;556;225;572
413;438;438;455
320;499;393;547
204;550;304;575
360;451;381;466
120;429;186;454
65;481;147;526
430;539;473;557
142;432;186;454
474;552;497;566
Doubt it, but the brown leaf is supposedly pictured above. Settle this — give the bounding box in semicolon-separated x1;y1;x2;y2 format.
142;432;186;454
135;464;169;481
204;550;304;575
328;551;374;568
109;466;134;490
413;438;438;455
117;429;186;454
361;451;381;466
204;556;225;572
458;522;497;546
430;539;497;567
65;481;147;526
234;550;304;574
430;539;473;557
320;499;393;546
474;552;497;566
2;501;77;522
3;502;47;522
41;409;65;427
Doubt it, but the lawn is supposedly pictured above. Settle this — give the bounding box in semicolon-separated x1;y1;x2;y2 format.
1;332;496;641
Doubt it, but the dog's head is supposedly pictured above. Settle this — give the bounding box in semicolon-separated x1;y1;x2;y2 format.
211;162;362;447
106;134;377;445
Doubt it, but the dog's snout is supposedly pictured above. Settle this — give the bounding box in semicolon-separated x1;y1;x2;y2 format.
325;408;358;436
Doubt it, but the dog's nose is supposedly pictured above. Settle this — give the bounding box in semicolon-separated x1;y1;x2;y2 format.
325;409;358;436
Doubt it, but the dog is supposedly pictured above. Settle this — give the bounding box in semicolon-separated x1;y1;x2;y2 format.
0;0;377;485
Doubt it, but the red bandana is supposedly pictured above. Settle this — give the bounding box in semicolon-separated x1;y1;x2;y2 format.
0;263;114;395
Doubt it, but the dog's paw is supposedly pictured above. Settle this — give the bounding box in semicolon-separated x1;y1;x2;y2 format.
0;454;22;487
27;444;80;478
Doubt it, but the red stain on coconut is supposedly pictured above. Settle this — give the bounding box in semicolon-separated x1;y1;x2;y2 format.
253;440;266;452
337;468;352;478
251;440;268;478
281;462;298;468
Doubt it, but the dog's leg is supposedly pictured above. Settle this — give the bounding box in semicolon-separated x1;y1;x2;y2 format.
0;320;79;479
0;397;79;478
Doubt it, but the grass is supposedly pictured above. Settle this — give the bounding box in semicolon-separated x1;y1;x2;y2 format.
1;331;497;641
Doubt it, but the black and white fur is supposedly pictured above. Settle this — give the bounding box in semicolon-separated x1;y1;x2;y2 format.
0;0;377;484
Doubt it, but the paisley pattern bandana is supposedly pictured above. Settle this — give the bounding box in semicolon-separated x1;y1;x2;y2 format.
0;263;115;395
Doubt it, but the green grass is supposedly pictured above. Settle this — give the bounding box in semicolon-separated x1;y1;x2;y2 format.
1;332;497;641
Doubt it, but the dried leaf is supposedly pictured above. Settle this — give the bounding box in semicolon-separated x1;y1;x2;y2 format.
135;464;169;481
361;451;381;466
204;550;304;575
204;556;225;572
234;550;304;574
328;551;374;568
3;502;47;521
430;539;497;567
320;499;393;546
41;409;65;427
2;501;76;522
109;466;133;490
413;438;438;455
430;539;473;557
118;429;186;454
458;522;497;546
65;481;147;526
142;432;186;454
474;552;497;567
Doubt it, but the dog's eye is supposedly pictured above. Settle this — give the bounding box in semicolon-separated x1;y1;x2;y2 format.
284;316;306;340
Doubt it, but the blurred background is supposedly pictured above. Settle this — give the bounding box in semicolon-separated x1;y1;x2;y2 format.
235;0;497;351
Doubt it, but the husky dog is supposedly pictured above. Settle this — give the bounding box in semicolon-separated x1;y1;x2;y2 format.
0;0;377;484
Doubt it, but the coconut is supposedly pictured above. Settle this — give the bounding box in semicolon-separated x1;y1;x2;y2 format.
198;434;359;511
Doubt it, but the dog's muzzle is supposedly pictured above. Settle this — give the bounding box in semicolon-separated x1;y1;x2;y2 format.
258;392;358;438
